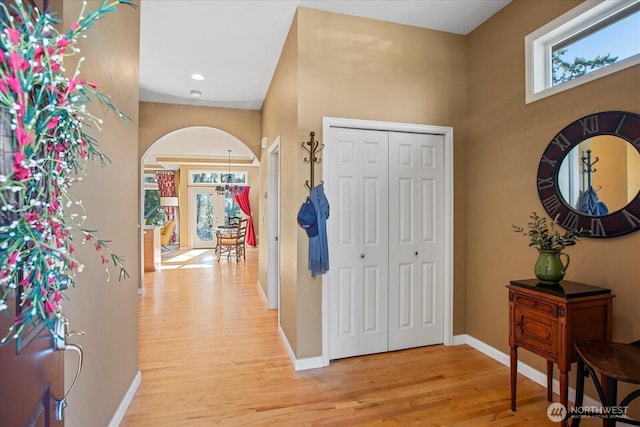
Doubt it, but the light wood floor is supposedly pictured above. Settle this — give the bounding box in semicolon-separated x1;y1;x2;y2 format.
120;247;597;426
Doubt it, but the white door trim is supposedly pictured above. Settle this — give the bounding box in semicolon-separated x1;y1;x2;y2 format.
267;137;281;310
321;117;454;367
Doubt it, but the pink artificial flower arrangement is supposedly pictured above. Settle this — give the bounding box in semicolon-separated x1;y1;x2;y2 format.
0;0;135;343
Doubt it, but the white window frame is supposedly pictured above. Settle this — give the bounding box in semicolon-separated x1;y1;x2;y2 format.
525;0;640;104
143;172;159;190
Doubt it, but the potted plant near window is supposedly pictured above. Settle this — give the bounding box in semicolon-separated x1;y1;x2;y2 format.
513;212;583;284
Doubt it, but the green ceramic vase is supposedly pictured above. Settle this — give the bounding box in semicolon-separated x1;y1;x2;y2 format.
534;249;570;284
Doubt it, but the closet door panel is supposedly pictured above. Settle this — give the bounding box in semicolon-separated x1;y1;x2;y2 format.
338;177;355;246
389;132;445;350
421;261;436;326
358;133;389;356
360;265;386;355
328;133;360;359
398;177;415;244
337;267;356;335
328;128;389;359
362;177;382;245
398;263;414;329
422;179;436;242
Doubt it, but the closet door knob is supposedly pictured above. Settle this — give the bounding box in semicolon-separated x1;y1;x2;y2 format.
360;253;365;259
415;251;418;256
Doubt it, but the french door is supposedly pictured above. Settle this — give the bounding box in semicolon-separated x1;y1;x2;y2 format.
189;187;225;249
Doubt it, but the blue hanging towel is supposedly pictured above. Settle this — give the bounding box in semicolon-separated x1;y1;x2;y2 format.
578;187;608;216
309;183;330;276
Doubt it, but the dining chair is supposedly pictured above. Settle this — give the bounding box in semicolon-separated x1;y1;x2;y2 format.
216;217;248;262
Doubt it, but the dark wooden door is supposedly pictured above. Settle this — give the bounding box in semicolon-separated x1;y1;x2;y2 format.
1;0;65;425
0;295;64;427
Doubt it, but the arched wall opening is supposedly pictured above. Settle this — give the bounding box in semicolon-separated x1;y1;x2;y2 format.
139;126;261;289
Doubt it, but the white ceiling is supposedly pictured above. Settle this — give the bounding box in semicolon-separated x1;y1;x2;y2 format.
139;0;511;168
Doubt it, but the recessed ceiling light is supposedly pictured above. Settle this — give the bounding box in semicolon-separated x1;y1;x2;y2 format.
191;73;205;81
190;90;202;98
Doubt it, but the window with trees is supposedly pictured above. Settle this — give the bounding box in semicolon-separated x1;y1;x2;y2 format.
526;0;640;103
143;173;165;225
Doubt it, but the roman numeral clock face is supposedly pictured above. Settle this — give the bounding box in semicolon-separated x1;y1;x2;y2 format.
537;111;640;238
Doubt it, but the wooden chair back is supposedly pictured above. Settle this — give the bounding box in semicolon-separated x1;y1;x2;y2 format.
216;217;248;261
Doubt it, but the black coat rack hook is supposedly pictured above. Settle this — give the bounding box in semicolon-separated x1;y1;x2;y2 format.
582;149;599;188
301;131;324;193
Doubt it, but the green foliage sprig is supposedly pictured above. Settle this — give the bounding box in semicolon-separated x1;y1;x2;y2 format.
513;212;582;252
552;48;618;86
0;0;135;344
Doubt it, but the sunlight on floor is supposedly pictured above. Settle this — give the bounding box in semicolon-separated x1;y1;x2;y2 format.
164;249;210;263
156;249;219;270
180;264;213;269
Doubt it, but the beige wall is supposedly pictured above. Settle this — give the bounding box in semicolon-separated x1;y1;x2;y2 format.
466;0;640;388
259;12;300;352
261;7;469;358
62;1;140;425
139;103;262;160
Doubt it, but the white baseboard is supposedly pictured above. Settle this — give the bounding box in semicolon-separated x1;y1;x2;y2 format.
278;325;324;371
108;370;141;427
137;286;145;295
256;280;268;307
453;334;599;407
452;334;468;346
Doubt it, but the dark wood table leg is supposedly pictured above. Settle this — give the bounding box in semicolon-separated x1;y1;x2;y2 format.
603;376;617;427
571;359;585;427
510;346;518;411
560;368;569;427
547;361;554;402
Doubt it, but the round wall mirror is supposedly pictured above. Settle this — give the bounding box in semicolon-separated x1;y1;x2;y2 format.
537;111;640;238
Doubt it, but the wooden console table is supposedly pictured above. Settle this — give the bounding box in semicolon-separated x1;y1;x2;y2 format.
508;279;614;418
144;227;161;272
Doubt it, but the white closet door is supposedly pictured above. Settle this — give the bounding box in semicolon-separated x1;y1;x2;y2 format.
388;132;445;350
328;127;389;359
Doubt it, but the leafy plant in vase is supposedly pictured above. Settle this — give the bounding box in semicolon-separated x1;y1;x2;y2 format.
513;212;583;284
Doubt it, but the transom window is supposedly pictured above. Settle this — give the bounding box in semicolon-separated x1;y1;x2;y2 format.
526;0;640;103
189;170;248;185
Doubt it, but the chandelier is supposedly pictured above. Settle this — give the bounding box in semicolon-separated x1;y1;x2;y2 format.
216;149;233;196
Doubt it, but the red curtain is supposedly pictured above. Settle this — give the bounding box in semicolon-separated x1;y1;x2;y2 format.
155;171;177;242
232;186;256;247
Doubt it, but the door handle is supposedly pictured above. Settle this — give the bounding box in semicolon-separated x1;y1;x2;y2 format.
53;318;85;422
360;253;365;259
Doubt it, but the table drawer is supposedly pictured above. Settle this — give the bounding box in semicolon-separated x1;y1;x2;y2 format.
512;293;557;318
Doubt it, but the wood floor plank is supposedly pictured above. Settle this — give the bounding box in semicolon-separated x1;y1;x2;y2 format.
120;248;600;426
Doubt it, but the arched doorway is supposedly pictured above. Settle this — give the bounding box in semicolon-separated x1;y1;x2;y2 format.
139;126;260;284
